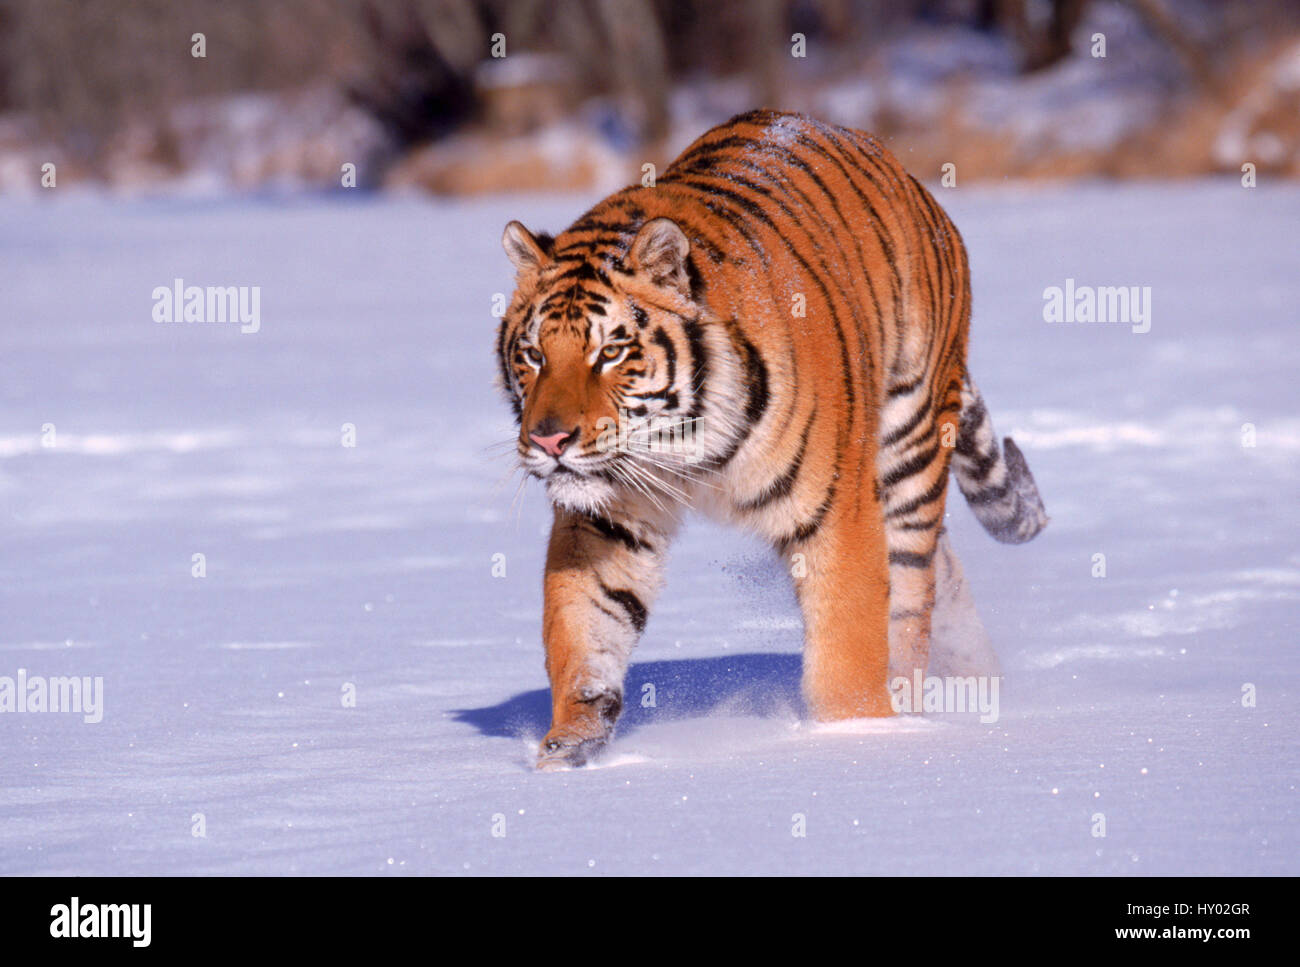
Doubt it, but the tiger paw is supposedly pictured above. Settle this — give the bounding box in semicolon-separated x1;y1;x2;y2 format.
535;687;622;770
535;731;610;770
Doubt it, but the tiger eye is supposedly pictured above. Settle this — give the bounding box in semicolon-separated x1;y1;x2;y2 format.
601;345;622;360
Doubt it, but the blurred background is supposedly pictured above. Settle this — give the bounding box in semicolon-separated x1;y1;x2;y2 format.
2;0;1298;195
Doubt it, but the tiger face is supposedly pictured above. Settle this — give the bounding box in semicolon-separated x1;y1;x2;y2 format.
498;217;728;515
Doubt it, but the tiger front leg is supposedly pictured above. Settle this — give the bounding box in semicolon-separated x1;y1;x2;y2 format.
538;570;644;770
788;497;895;721
536;506;671;770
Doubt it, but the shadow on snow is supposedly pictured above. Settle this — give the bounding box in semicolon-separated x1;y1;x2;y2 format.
452;652;804;740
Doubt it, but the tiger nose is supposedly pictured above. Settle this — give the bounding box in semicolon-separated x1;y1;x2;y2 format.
529;421;578;456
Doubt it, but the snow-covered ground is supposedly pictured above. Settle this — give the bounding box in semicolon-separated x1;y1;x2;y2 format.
1;180;1296;875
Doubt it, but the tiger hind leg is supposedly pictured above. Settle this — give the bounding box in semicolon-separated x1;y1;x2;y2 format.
926;530;1000;678
879;386;961;687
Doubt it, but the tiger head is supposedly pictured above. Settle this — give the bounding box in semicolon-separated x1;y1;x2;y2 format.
497;216;735;515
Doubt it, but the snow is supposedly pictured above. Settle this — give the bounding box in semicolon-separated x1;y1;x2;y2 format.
1;180;1297;875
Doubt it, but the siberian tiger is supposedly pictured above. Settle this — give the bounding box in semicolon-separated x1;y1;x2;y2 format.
496;110;1048;769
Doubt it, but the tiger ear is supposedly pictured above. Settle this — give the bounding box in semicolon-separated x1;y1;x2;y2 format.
629;217;691;297
502;221;550;278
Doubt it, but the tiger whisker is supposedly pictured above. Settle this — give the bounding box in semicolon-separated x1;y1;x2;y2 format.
619;459;693;507
608;462;667;513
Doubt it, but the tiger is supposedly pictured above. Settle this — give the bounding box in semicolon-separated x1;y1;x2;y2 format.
495;109;1048;769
